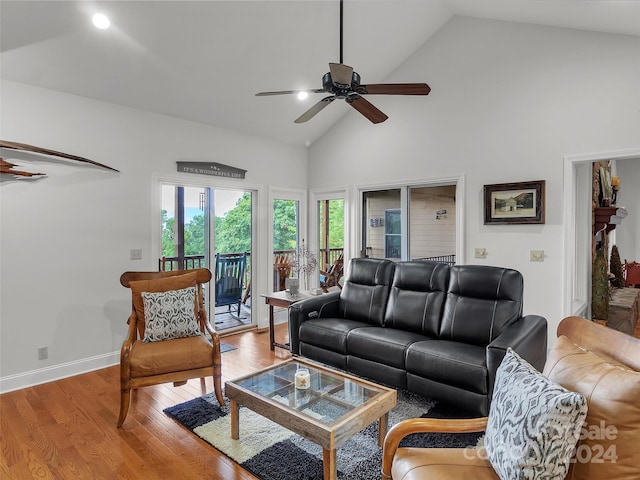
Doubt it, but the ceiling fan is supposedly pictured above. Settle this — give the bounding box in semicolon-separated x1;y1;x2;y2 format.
256;0;431;124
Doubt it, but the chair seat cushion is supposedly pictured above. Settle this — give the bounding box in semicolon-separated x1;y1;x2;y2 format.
392;447;499;480
129;334;213;377
346;327;429;369
299;318;369;354
406;340;488;394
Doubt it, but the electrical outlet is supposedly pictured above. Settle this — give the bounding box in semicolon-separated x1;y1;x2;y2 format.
530;250;544;262
474;248;487;259
130;249;143;260
38;346;48;360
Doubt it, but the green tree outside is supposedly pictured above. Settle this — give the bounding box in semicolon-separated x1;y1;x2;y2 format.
273;199;298;251
161;193;344;258
215;192;252;254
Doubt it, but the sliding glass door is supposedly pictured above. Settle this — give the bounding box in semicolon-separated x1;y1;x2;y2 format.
361;184;457;262
161;183;254;332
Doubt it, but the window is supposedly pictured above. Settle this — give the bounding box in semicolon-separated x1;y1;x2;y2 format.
317;198;345;272
270;187;306;291
361;184;457;262
384;209;401;258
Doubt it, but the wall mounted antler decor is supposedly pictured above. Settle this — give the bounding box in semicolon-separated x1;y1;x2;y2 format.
0;140;119;178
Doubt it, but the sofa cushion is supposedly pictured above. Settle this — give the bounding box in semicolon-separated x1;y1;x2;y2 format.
346;327;429;369
384;261;449;337
406;340;488;394
299;318;369;354
486;348;587;480
440;265;523;346
338;258;395;326
543;335;640;480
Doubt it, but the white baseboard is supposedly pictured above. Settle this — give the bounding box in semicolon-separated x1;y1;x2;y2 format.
0;351;119;394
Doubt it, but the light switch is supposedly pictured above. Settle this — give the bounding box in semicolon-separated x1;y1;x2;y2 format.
474;248;487;259
130;249;143;260
530;250;544;262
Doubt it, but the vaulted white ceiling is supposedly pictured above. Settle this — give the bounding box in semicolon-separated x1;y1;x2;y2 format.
2;0;639;147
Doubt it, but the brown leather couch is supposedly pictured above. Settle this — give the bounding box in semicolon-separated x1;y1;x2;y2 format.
382;315;640;480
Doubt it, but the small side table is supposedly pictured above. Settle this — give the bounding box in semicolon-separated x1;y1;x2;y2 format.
261;290;315;351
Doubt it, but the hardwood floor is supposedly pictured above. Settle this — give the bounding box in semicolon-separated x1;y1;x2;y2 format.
0;324;292;480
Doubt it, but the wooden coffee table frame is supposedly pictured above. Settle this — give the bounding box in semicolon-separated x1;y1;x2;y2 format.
225;358;397;480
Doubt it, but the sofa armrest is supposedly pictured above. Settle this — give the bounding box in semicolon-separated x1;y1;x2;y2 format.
486;315;547;398
288;291;341;354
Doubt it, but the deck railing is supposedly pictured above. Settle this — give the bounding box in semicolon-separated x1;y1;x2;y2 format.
414;254;456;265
159;255;206;271
160;247;345;291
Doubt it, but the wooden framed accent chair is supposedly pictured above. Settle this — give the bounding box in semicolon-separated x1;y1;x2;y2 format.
382;315;640;480
118;268;225;427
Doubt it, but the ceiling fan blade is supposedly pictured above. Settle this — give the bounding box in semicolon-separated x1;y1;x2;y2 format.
256;88;325;96
329;63;353;86
294;96;336;123
346;95;388;124
360;83;431;95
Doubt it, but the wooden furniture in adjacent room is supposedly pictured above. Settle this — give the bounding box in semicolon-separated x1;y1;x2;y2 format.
608;287;640;335
225;358;396;480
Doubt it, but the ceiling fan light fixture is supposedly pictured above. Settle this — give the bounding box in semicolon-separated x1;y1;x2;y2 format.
297;91;309;101
92;13;110;30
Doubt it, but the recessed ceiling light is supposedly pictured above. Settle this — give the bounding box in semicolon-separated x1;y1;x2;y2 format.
297;91;309;101
92;13;110;29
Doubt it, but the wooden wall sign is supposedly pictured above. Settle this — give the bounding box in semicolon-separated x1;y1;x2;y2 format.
177;161;246;179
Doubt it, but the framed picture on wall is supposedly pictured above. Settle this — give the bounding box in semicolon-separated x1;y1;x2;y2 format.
484;180;546;225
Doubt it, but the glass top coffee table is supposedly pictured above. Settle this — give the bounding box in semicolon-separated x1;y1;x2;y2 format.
225;358;397;480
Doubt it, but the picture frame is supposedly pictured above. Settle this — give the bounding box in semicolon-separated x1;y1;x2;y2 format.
483;180;546;225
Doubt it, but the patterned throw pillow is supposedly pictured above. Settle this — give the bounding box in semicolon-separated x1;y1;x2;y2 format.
141;286;201;343
485;348;588;480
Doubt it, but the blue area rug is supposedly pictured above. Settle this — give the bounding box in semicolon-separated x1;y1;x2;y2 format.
164;390;483;480
220;342;236;353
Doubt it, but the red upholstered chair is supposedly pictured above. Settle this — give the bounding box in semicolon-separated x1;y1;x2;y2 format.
624;261;640;287
118;268;224;427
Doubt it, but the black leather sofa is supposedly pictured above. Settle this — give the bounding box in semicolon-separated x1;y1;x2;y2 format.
289;258;547;416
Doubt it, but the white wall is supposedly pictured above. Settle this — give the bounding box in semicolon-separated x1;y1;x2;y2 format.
309;17;640;345
0;80;308;391
614;158;640;263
